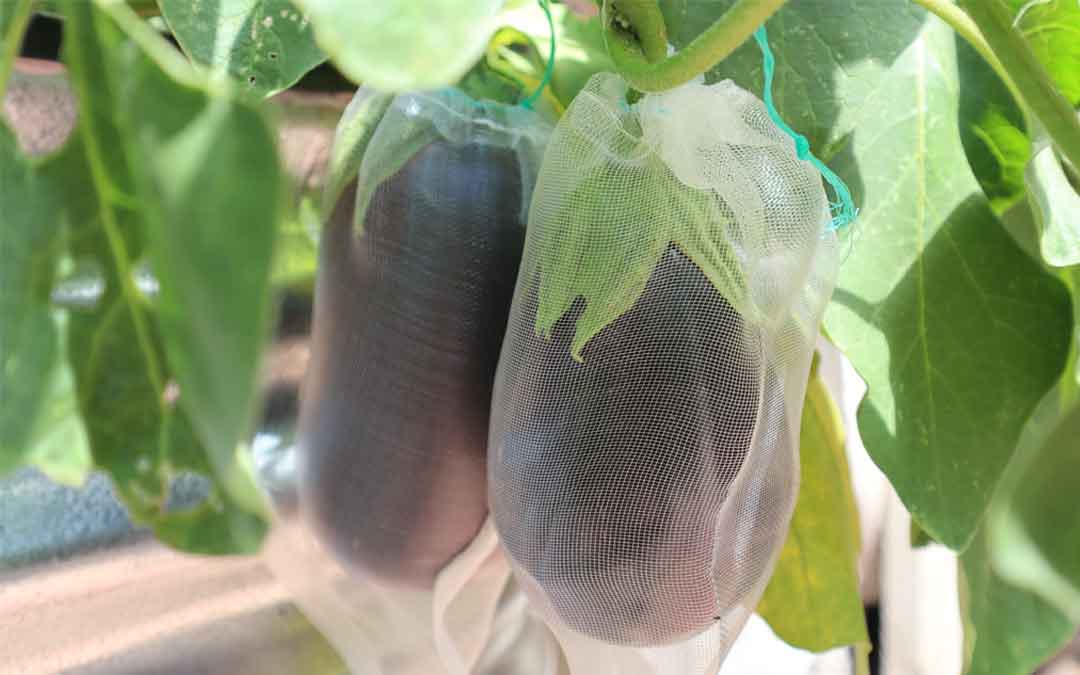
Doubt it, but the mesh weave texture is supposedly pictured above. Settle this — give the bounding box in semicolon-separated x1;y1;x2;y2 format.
488;73;839;670
296;89;549;588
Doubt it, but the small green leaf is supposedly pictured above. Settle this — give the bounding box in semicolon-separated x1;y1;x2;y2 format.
0;123;92;486
530;77;752;361
1026;140;1080;267
51;0;278;553
758;369;869;656
956;37;1031;213
321;87;393;217
291;0;504;91
158;0;325;97
959;526;1076;675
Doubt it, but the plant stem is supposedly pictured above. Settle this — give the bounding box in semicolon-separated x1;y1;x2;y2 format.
604;0;787;92
911;0;1024;109
0;0;34;101
957;0;1080;173
606;0;668;63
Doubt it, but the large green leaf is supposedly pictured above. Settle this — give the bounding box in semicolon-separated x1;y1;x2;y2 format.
959;526;1076;675
0;123;92;486
821;14;1072;551
955;37;1031;213
158;0;325;97
48;0;278;553
291;0;504;91
757;367;869;660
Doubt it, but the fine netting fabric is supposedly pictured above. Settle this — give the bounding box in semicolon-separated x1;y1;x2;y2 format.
275;88;552;674
488;73;840;672
297;88;549;588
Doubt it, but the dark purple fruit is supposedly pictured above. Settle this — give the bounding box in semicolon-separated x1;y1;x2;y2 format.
492;245;769;646
298;140;524;587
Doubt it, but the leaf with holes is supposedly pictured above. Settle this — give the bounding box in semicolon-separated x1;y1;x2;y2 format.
159;0;325;97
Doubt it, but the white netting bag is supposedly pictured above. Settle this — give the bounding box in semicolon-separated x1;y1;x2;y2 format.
271;88;553;674
297;88;548;588
488;73;840;673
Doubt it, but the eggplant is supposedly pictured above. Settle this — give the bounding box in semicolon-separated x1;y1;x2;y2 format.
491;244;772;646
297;139;524;587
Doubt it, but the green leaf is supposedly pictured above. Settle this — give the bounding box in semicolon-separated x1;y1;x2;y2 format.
990;254;1080;620
291;0;504;91
757;368;869;658
955;0;1079;217
666;0;928;153
321;86;393;217
959;526;1076;675
955;37;1031;213
50;0;277;553
158;0;325;97
1005;0;1080;106
0;123;92;486
1027;140;1080;267
817;12;1073;551
0;0;33;98
993;402;1080;622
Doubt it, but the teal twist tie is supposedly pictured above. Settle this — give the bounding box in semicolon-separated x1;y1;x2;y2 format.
521;0;556;110
753;25;857;232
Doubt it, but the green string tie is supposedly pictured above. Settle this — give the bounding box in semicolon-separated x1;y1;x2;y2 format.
521;0;556;110
754;25;857;232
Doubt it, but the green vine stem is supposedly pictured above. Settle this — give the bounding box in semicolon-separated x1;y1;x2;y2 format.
956;0;1080;173
603;0;787;92
606;0;669;63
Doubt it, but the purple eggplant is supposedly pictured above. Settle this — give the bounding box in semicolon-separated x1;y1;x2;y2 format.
491;245;772;645
297;139;524;587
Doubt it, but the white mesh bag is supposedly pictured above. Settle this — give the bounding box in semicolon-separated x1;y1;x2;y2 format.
297;88;549;589
268;88;555;674
488;72;840;673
